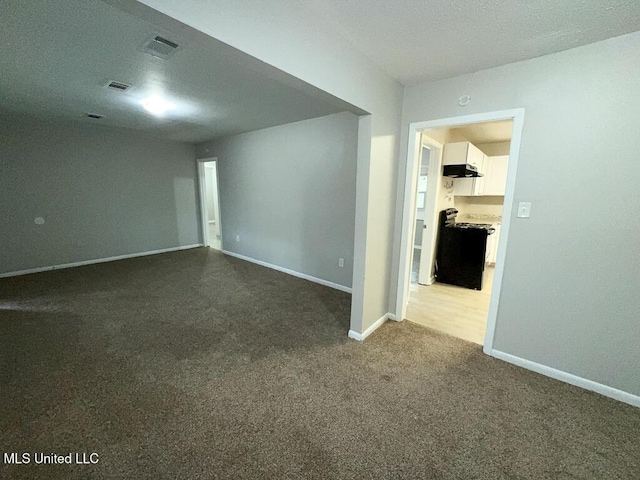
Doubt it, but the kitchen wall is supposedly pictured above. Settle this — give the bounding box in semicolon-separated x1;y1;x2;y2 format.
197;112;358;289
395;31;640;398
454;196;504;220
477;141;510;156
0;114;199;275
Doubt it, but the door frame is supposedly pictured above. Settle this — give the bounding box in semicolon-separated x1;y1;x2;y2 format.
416;137;443;285
197;157;222;250
395;108;525;353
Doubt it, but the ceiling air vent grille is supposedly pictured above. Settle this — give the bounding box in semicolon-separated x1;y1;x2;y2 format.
143;35;180;59
106;81;131;92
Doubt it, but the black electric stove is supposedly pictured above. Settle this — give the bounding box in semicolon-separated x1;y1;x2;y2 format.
435;208;495;290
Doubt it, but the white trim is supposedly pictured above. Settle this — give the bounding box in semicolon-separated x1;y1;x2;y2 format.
197;157;222;251
197;159;211;248
418;138;443;287
0;244;202;278
348;313;389;341
489;349;640;408
394;108;526;354
482;111;525;354
397;134;443;322
221;250;352;294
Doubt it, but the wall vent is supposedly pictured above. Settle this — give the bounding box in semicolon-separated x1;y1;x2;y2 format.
106;81;131;92
142;35;180;60
86;113;104;119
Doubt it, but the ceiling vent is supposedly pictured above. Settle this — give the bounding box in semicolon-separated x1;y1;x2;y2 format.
106;81;131;92
142;35;180;60
86;113;104;119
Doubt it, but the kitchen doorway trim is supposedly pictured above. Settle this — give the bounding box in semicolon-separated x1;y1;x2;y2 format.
197;157;222;250
395;108;525;354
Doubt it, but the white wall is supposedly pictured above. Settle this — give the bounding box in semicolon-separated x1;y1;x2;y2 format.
135;0;404;334
0;114;199;274
394;32;640;397
477;141;511;156
197;112;358;288
454;196;504;219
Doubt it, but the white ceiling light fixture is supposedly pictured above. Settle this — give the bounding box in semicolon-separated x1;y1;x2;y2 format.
141;95;174;116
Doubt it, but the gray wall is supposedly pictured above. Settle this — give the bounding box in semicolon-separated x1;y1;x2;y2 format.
397;32;640;396
0;114;199;274
197;112;358;289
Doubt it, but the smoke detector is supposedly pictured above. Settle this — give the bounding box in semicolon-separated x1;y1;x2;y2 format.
106;81;131;92
142;35;181;60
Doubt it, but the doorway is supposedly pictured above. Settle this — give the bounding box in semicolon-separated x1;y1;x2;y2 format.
198;158;222;251
396;109;524;352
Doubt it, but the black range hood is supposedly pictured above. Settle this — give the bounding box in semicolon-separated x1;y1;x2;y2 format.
443;164;483;178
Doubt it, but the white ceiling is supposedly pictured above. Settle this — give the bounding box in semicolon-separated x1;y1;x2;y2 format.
451;121;514;144
0;0;363;143
2;1;638;143
297;0;640;85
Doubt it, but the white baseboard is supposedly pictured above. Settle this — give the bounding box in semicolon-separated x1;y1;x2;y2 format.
0;244;203;279
221;250;352;294
348;312;392;341
489;349;640;408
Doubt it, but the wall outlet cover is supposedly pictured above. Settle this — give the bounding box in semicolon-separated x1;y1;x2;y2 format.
517;202;532;218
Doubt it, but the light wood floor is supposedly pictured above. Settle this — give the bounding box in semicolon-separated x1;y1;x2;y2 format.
406;267;494;345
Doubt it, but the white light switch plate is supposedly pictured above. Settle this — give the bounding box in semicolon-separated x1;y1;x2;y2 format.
517;202;532;218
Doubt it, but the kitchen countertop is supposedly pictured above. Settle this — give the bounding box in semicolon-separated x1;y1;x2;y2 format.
460;213;502;224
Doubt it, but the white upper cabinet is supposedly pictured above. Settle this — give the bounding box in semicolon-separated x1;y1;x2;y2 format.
444;140;509;197
442;142;485;172
444;142;487;197
483;155;509;196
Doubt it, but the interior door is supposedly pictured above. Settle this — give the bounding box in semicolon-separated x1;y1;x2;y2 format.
418;147;432;284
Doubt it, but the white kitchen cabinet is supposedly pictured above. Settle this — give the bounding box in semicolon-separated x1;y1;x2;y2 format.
483;155;509;196
443;142;485;170
486;224;501;265
444;142;486;196
453;154;486;196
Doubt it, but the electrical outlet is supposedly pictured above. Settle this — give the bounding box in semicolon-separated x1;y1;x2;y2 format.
235;235;240;242
517;202;532;218
338;258;344;268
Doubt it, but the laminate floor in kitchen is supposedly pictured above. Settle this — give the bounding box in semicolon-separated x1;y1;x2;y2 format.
406;267;494;345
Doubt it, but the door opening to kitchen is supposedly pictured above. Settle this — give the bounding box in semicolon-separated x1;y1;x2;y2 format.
406;119;513;345
199;159;222;251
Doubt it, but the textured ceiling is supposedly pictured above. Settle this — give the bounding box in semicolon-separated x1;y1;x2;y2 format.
451;121;514;144
0;0;362;143
298;0;640;85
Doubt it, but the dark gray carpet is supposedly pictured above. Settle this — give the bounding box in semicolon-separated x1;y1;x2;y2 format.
1;248;638;479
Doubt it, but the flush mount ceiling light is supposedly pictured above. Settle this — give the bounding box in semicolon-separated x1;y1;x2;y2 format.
141;96;174;116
